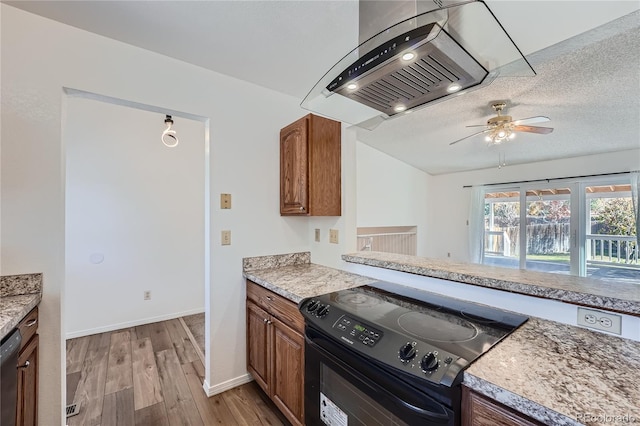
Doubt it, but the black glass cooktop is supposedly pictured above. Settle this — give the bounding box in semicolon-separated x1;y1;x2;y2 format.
301;280;528;386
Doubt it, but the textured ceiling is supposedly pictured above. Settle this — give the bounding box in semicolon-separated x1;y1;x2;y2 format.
4;1;639;174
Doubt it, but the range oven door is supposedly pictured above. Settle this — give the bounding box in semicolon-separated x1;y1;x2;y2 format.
305;326;454;426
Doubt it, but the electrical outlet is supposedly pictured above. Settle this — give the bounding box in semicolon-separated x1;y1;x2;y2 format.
329;229;339;244
221;230;231;245
577;307;621;335
144;291;151;300
315;228;320;242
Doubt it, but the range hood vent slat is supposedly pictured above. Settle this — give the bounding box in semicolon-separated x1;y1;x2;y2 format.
387;75;427;97
398;68;434;92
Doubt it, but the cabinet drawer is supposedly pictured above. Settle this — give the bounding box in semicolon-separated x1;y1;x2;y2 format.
17;306;38;350
247;281;304;333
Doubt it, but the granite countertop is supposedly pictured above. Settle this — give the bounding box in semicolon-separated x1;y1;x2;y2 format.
244;263;376;303
343;251;640;316
464;317;640;425
1;273;43;340
243;252;639;426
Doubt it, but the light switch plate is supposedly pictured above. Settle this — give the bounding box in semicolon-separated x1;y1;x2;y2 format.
220;193;231;209
577;307;621;335
315;228;320;242
329;229;339;244
221;230;231;245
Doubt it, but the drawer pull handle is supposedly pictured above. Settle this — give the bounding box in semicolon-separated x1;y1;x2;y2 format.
18;360;30;369
26;319;38;327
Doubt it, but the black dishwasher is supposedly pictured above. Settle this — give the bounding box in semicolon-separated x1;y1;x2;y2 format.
1;329;22;426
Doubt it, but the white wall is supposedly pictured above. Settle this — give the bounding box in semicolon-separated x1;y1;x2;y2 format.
0;5;318;423
355;141;431;256
426;149;640;261
65;99;204;337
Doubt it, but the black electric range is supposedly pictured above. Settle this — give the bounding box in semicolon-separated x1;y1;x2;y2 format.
301;281;528;426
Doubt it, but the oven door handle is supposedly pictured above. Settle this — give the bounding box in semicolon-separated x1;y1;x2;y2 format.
307;335;451;423
364;368;451;421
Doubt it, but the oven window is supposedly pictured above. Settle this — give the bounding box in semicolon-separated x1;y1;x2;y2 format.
320;362;408;426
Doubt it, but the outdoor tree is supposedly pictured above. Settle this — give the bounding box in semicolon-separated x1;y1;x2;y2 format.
528;200;571;223
591;198;636;236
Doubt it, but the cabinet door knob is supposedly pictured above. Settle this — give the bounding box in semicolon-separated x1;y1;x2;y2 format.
266;296;273;301
18;360;30;369
263;318;268;323
267;320;272;325
299;206;305;211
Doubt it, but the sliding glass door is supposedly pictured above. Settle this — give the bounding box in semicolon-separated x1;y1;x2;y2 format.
480;175;639;285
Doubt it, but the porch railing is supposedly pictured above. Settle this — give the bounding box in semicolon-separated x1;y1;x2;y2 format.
586;234;638;265
485;231;511;256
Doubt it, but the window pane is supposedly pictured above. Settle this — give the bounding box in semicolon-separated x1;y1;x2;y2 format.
586;184;639;284
525;189;571;275
483;191;519;269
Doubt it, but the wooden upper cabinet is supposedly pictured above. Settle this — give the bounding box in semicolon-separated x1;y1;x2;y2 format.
280;114;341;216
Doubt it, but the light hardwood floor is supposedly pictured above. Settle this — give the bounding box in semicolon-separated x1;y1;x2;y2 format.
66;318;287;425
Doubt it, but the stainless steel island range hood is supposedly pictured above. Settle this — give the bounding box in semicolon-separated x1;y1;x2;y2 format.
301;0;535;129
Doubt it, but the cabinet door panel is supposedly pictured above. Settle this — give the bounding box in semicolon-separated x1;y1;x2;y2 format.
246;302;270;394
17;335;39;426
271;317;304;426
280;117;309;215
462;386;542;426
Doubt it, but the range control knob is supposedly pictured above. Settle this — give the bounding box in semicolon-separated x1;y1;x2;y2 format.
420;353;439;373
316;305;330;318
306;300;319;313
398;343;417;363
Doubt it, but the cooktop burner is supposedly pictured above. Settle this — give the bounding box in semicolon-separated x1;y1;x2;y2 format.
300;280;528;387
397;311;478;343
335;292;383;308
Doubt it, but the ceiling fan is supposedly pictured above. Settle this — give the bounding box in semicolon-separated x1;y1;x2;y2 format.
449;102;553;146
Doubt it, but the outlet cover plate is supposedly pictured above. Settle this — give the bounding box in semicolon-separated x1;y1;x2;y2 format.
577;307;621;335
315;228;320;242
329;229;339;244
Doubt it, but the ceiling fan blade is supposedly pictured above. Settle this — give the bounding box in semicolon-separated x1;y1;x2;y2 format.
465;124;490;128
512;116;550;126
449;129;492;145
513;125;554;134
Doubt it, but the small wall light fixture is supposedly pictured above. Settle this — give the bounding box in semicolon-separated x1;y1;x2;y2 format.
162;115;179;147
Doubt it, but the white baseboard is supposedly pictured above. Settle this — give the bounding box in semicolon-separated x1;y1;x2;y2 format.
203;373;253;397
65;307;205;339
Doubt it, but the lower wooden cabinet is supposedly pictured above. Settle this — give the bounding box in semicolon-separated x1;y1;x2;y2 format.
16;307;39;426
462;385;543;426
246;281;304;426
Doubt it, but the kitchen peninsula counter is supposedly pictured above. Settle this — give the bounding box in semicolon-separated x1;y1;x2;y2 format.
0;273;42;340
342;251;640;316
242;253;640;426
